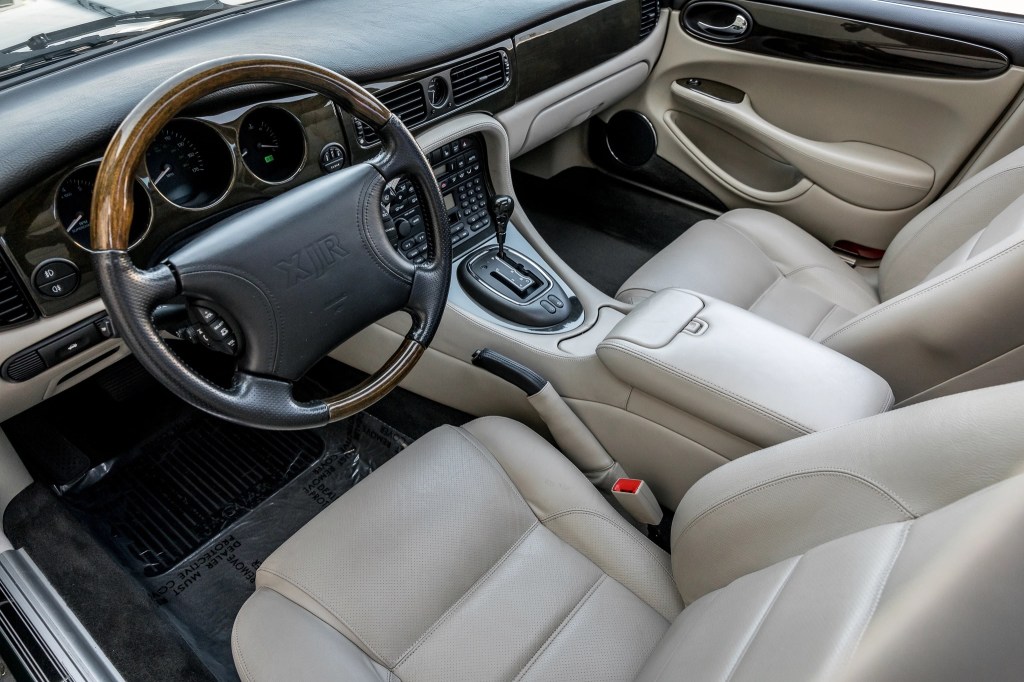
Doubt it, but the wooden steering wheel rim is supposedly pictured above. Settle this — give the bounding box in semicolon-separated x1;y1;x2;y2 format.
91;55;449;427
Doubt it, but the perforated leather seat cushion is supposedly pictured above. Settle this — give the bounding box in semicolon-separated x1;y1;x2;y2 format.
233;418;682;681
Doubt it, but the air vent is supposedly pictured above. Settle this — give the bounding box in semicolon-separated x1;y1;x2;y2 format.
0;251;35;329
450;51;509;106
355;81;428;145
640;0;660;40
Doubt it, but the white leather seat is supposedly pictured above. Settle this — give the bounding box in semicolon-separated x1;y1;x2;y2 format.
233;383;1024;681
617;146;1024;403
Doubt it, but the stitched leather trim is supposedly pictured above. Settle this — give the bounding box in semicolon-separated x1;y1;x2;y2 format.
674;469;917;550
843;522;912;669
541;509;676;589
823;238;1024;345
512;574;607;681
723;555;802;681
883;166;1024;290
598;341;814;436
395;521;542;667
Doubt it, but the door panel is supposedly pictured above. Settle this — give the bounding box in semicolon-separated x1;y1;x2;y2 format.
607;1;1024;248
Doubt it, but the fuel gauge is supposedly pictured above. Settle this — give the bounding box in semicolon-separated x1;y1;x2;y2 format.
239;107;306;183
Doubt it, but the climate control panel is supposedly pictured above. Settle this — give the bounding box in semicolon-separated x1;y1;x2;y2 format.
382;134;492;263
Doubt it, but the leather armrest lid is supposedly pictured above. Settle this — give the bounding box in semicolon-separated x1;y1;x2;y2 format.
597;289;894;447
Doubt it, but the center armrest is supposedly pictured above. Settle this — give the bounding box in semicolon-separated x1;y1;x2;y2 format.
596;289;893;448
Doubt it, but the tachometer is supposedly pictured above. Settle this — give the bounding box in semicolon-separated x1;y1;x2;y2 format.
145;119;233;209
55;164;151;250
239;106;306;183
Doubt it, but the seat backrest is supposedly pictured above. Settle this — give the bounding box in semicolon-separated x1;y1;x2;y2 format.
638;472;1024;681
822;145;1024;402
879;144;1024;300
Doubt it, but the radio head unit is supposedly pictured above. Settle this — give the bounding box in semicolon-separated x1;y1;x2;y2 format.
382;134;493;264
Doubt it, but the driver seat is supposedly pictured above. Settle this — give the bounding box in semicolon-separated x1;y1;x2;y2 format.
232;384;1024;681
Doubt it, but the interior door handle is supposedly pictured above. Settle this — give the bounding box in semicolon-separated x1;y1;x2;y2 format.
697;14;748;37
683;2;754;43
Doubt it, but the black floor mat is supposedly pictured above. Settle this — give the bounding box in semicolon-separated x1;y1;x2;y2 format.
66;416;339;577
3;356;470;682
513;167;714;296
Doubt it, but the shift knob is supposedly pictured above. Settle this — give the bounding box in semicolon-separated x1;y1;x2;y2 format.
491;194;514;259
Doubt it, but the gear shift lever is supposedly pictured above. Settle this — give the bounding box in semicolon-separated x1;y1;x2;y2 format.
491;194;514;260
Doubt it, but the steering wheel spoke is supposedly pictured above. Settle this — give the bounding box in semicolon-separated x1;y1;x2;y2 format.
91;56;451;429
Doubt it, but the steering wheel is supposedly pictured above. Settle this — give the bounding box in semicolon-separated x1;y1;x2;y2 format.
90;55;451;429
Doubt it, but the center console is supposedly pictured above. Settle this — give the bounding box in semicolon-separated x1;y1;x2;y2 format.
596;289;894;447
384;132;582;332
334;113;894;511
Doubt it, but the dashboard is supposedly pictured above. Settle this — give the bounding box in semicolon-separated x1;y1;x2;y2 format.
0;0;664;404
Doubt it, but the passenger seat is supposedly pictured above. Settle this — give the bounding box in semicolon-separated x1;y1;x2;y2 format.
616;145;1024;403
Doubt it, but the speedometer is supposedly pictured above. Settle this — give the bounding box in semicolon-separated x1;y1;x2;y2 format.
56;164;151;251
145;119;233;209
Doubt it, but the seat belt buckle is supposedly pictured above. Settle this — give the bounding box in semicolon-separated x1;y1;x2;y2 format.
611;478;663;526
832;240;885;268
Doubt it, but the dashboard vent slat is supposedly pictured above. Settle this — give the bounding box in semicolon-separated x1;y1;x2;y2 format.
0;251;35;329
355;81;428;145
450;51;508;105
639;0;660;40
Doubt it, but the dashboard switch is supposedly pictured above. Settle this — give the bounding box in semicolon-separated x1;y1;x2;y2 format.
319;142;347;173
33;259;80;298
39;323;101;365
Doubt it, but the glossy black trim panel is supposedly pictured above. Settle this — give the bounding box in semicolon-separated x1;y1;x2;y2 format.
681;1;1009;78
516;0;643;100
677;0;1024;66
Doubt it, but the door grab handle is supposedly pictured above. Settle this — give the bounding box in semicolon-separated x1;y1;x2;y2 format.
697;14;748;37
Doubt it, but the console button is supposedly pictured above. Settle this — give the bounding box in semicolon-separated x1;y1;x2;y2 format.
547;295;564;309
540;300;557;314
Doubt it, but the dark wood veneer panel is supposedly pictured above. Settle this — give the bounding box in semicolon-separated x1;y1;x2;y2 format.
516;0;641;101
684;1;1009;79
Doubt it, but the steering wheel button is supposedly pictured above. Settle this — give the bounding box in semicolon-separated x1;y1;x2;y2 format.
195;307;217;323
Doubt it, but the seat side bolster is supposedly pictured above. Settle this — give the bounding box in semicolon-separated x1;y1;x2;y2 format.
880;147;1024;299
822;234;1024;401
461;417;683;619
670;381;1024;605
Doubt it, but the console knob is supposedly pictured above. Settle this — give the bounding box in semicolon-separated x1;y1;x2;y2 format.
395;218;413;237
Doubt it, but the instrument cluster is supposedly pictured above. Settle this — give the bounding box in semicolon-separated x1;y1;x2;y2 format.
1;92;353;315
53;106;311;252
